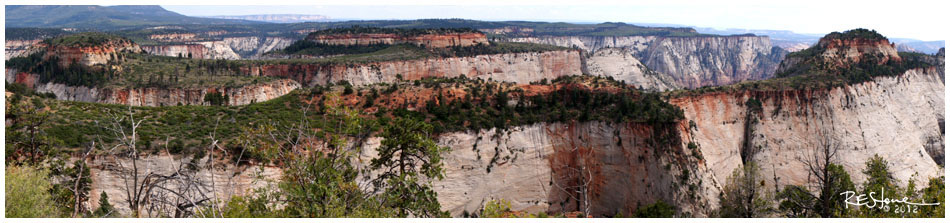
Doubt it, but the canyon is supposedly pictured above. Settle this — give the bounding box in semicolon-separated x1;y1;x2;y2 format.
673;67;944;192
141;36;295;59
84;65;944;217
5;26;945;218
7;32;580;107
511;35;788;89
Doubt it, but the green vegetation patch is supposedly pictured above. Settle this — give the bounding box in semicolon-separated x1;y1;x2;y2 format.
822;28;887;41
431;42;572;57
775;49;934;83
7;51;277;89
306;26;480;37
10;75;683;158
378;75;683;133
42;32;130;47
274;41;394;56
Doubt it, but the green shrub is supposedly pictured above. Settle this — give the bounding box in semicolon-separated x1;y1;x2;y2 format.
5;165;61;218
480;199;512;218
277;41;392;56
203;92;229;106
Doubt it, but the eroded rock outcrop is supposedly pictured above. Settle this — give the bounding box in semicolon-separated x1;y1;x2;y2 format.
309;32;488;48
148;33;198;41
776;29;904;77
222;36;294;58
42;38;142;67
244;50;583;86
140;36;294;59
411;122;718;217
141;42;239;60
4;39;43;59
585;47;677;91
7;71;300;106
816;37;900;65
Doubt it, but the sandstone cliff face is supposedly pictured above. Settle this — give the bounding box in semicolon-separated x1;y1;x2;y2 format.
148;33;198;41
818;38;901;65
671;68;945;190
140;37;294;59
245;50;583;86
141;44;217;59
479;27;535;36
84;153;282;216
585;47;677;91
141;42;240;60
222;36;294;58
640;37;787;88
308;32;488;48
6;70;300;106
511;36;788;89
84;121;718;217
40;79;299;106
510;36;656;53
396;122;719;217
43;40;143;67
4;39;43;59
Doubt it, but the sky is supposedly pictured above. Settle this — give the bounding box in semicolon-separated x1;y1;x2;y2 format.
1;0;943;41
157;2;947;41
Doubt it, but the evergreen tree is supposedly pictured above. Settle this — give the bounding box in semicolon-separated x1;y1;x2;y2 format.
917;177;945;217
859;154;900;217
719;162;773;217
92;192;115;217
370;115;449;217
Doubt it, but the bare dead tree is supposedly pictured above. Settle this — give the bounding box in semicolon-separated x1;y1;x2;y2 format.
205;118;224;217
549;131;597;217
70;143;95;217
797;126;847;218
98;105;151;217
141;137;215;218
91;106;221;218
143;163;213;217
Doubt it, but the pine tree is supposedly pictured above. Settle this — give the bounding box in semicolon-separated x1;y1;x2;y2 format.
370;115;449;217
92;192;115;217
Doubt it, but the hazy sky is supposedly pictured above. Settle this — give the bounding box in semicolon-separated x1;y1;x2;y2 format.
160;4;945;41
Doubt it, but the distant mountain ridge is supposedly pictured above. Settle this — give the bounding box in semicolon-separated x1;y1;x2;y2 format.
4;5;261;29
204;14;333;23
